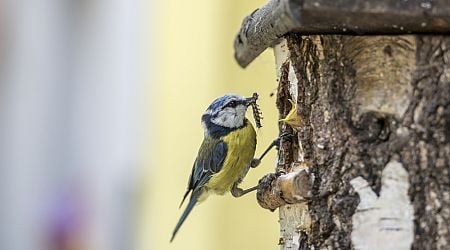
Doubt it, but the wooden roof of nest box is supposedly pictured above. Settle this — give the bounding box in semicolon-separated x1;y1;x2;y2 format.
234;0;450;68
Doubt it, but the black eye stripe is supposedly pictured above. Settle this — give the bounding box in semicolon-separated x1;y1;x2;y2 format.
225;100;238;108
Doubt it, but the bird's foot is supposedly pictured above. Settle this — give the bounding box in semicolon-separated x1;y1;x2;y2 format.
250;158;261;168
231;185;258;198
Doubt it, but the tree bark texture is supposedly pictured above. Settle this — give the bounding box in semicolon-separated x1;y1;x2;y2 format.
272;34;450;249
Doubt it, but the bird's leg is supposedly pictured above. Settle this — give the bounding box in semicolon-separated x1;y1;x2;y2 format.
231;183;258;197
234;133;294;197
250;132;294;168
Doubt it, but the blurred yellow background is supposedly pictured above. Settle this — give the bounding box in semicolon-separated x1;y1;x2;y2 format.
140;0;279;250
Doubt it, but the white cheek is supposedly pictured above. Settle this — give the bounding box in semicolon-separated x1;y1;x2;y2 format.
236;105;246;115
220;115;227;124
235;105;247;119
211;108;245;128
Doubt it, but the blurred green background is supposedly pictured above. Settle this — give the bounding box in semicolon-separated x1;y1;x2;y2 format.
0;0;278;249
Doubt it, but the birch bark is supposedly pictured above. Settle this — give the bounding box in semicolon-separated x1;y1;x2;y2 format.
272;35;450;250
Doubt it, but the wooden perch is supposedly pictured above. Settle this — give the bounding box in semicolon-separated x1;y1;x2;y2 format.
257;166;312;211
234;0;450;67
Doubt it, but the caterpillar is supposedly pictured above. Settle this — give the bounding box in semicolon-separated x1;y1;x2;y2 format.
251;92;263;128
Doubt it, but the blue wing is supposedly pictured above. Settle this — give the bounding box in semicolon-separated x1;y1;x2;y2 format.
179;138;227;207
172;138;227;242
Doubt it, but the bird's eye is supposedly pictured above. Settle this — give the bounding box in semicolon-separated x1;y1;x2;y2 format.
225;101;237;108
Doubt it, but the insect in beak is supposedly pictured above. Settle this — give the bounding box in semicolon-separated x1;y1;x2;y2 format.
247;93;263;128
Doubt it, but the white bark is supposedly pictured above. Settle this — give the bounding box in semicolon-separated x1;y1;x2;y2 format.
350;160;414;250
274;39;312;250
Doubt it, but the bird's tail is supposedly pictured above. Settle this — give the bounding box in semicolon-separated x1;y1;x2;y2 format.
170;190;201;242
179;189;190;208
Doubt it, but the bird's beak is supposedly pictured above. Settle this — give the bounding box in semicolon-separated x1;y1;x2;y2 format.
245;95;257;107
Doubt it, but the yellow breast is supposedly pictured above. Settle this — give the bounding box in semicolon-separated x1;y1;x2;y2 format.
206;120;256;194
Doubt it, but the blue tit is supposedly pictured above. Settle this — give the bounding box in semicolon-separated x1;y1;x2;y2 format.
171;94;259;242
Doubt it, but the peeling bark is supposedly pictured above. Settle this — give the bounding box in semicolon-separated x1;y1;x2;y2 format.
268;34;450;249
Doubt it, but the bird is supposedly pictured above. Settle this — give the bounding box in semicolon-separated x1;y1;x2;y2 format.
170;94;261;242
279;99;302;129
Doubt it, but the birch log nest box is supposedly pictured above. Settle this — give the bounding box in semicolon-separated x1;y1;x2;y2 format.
234;1;450;249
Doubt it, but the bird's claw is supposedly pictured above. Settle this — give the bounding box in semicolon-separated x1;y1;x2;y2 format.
274;132;295;149
279;132;294;141
231;187;244;197
250;158;261;168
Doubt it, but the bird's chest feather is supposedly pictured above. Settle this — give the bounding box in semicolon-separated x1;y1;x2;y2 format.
206;122;256;193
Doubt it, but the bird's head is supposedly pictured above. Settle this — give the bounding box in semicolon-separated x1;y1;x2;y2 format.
202;94;256;129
